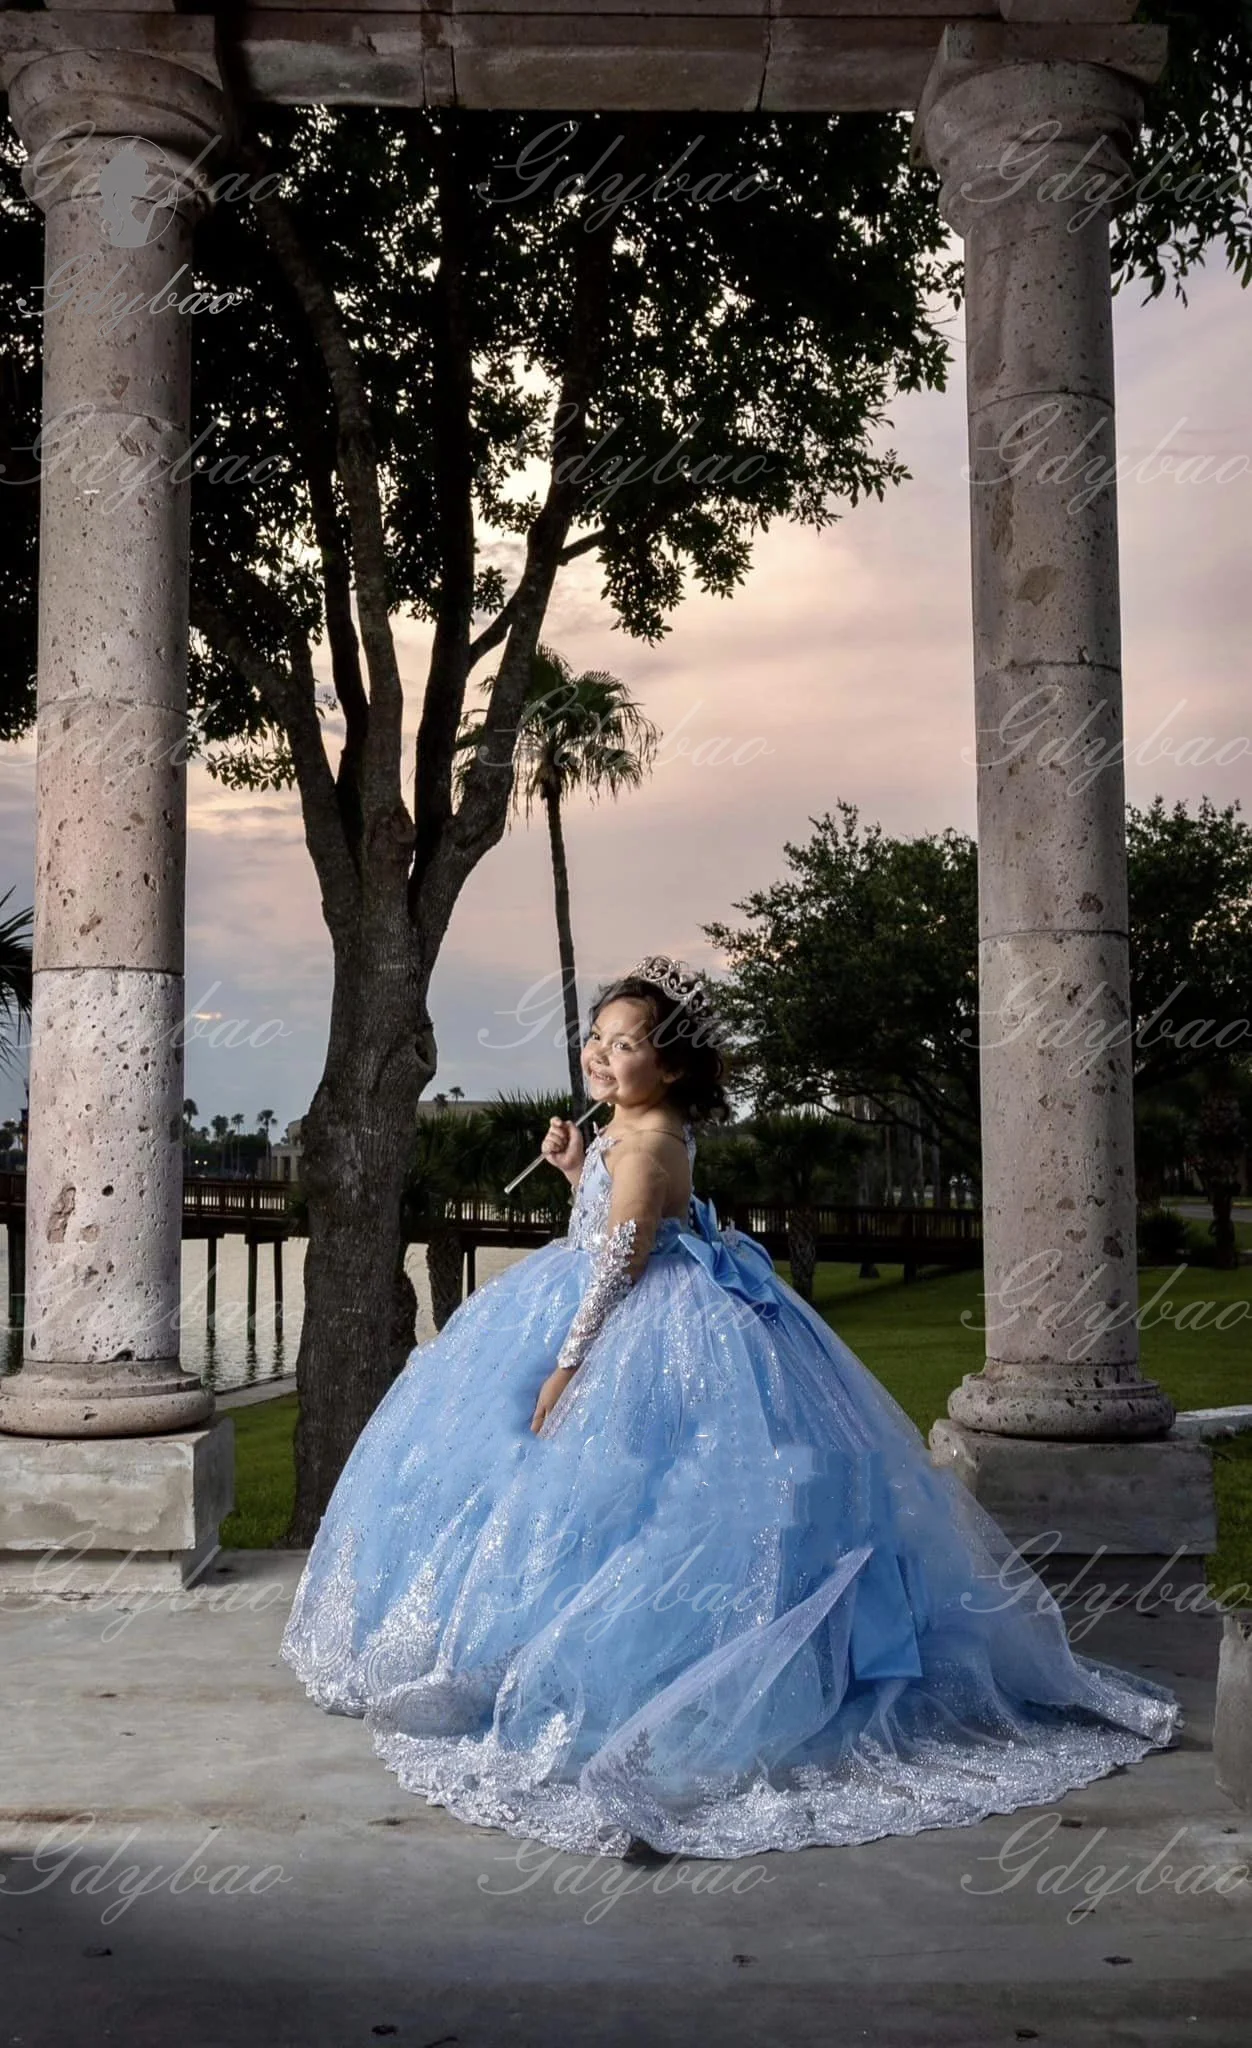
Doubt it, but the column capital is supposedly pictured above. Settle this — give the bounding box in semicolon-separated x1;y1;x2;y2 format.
0;8;221;93
912;21;1167;242
4;34;227;226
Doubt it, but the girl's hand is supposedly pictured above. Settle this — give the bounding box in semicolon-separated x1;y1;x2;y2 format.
530;1366;577;1433
540;1116;585;1180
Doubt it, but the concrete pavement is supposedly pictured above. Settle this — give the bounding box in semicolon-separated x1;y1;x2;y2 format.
1;1550;1249;2048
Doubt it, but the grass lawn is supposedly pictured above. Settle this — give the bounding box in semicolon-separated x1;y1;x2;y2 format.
801;1260;1252;1602
222;1257;1252;1596
221;1392;299;1550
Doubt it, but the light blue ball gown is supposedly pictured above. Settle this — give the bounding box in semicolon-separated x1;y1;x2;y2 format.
280;1119;1181;1859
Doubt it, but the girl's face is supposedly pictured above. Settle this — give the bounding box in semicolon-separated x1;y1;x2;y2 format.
582;997;677;1112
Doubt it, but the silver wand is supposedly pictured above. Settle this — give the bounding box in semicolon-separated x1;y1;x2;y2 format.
502;1101;607;1195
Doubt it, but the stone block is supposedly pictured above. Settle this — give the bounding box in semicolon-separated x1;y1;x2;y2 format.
763;19;939;115
928;1417;1216;1555
1174;1406;1252;1442
1214;1612;1252;1813
0;1418;234;1594
451;15;765;112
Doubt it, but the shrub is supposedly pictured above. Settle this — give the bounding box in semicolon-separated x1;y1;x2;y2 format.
1138;1206;1190;1266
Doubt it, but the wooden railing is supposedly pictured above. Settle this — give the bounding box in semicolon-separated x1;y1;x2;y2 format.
181;1177;298;1223
736;1203;983;1249
0;1171;983;1268
430;1195;983;1270
0;1171;299;1237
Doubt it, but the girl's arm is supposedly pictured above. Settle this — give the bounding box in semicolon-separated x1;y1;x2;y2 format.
530;1142;669;1430
556;1141;670;1371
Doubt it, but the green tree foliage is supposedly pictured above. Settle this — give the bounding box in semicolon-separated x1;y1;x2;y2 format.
706;798;1252;1172
705;804;981;1168
0;108;958;749
1123;3;1252;297
1127;797;1252;1090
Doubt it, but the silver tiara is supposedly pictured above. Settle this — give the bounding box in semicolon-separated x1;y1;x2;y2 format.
625;955;712;1018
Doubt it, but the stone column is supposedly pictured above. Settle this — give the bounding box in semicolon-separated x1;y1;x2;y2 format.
918;49;1173;1440
0;48;225;1439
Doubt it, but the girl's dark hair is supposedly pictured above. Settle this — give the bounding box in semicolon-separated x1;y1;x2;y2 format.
587;973;732;1127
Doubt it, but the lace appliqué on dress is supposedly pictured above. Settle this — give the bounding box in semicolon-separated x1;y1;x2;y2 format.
556;1217;637;1373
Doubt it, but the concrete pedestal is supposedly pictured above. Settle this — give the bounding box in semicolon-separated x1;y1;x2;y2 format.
0;1417;233;1594
1214;1611;1252;1812
929;1416;1217;1556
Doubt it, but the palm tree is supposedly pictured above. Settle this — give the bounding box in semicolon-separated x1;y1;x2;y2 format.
256;1107;277;1178
0;890;33;1081
478;1090;587;1229
455;646;660;1112
230;1110;246;1175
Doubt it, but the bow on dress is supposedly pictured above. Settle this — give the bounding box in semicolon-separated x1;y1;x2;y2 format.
661;1193;784;1323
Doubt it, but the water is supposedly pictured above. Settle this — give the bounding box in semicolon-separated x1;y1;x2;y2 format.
0;1233;532;1394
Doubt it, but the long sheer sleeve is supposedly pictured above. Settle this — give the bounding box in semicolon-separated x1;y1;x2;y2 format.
555;1140;669;1375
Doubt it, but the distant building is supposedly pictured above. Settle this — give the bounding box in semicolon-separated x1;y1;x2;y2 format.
270;1118;303;1183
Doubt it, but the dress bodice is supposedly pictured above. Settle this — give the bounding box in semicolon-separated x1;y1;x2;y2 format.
566;1120;697;1252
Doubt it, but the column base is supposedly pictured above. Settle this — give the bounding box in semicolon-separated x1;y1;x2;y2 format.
0;1418;233;1595
946;1363;1175;1440
0;1361;214;1437
929;1417;1216;1555
1214;1613;1252;1812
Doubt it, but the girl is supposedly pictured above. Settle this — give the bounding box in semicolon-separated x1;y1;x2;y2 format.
281;956;1179;1859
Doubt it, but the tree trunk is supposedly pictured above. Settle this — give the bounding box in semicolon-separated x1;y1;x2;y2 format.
786;1205;818;1303
1194;1087;1246;1274
545;784;586;1112
426;1226;465;1331
390;1255;419;1377
1208;1184;1240;1271
286;929;430;1545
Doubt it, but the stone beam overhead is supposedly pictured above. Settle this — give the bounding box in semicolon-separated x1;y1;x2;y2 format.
0;7;1165;112
1001;3;1138;20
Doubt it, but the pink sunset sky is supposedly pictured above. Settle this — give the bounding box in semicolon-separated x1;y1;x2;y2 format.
1;257;1249;1133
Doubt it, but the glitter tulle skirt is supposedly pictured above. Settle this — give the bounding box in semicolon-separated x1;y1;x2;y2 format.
279;1209;1181;1859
